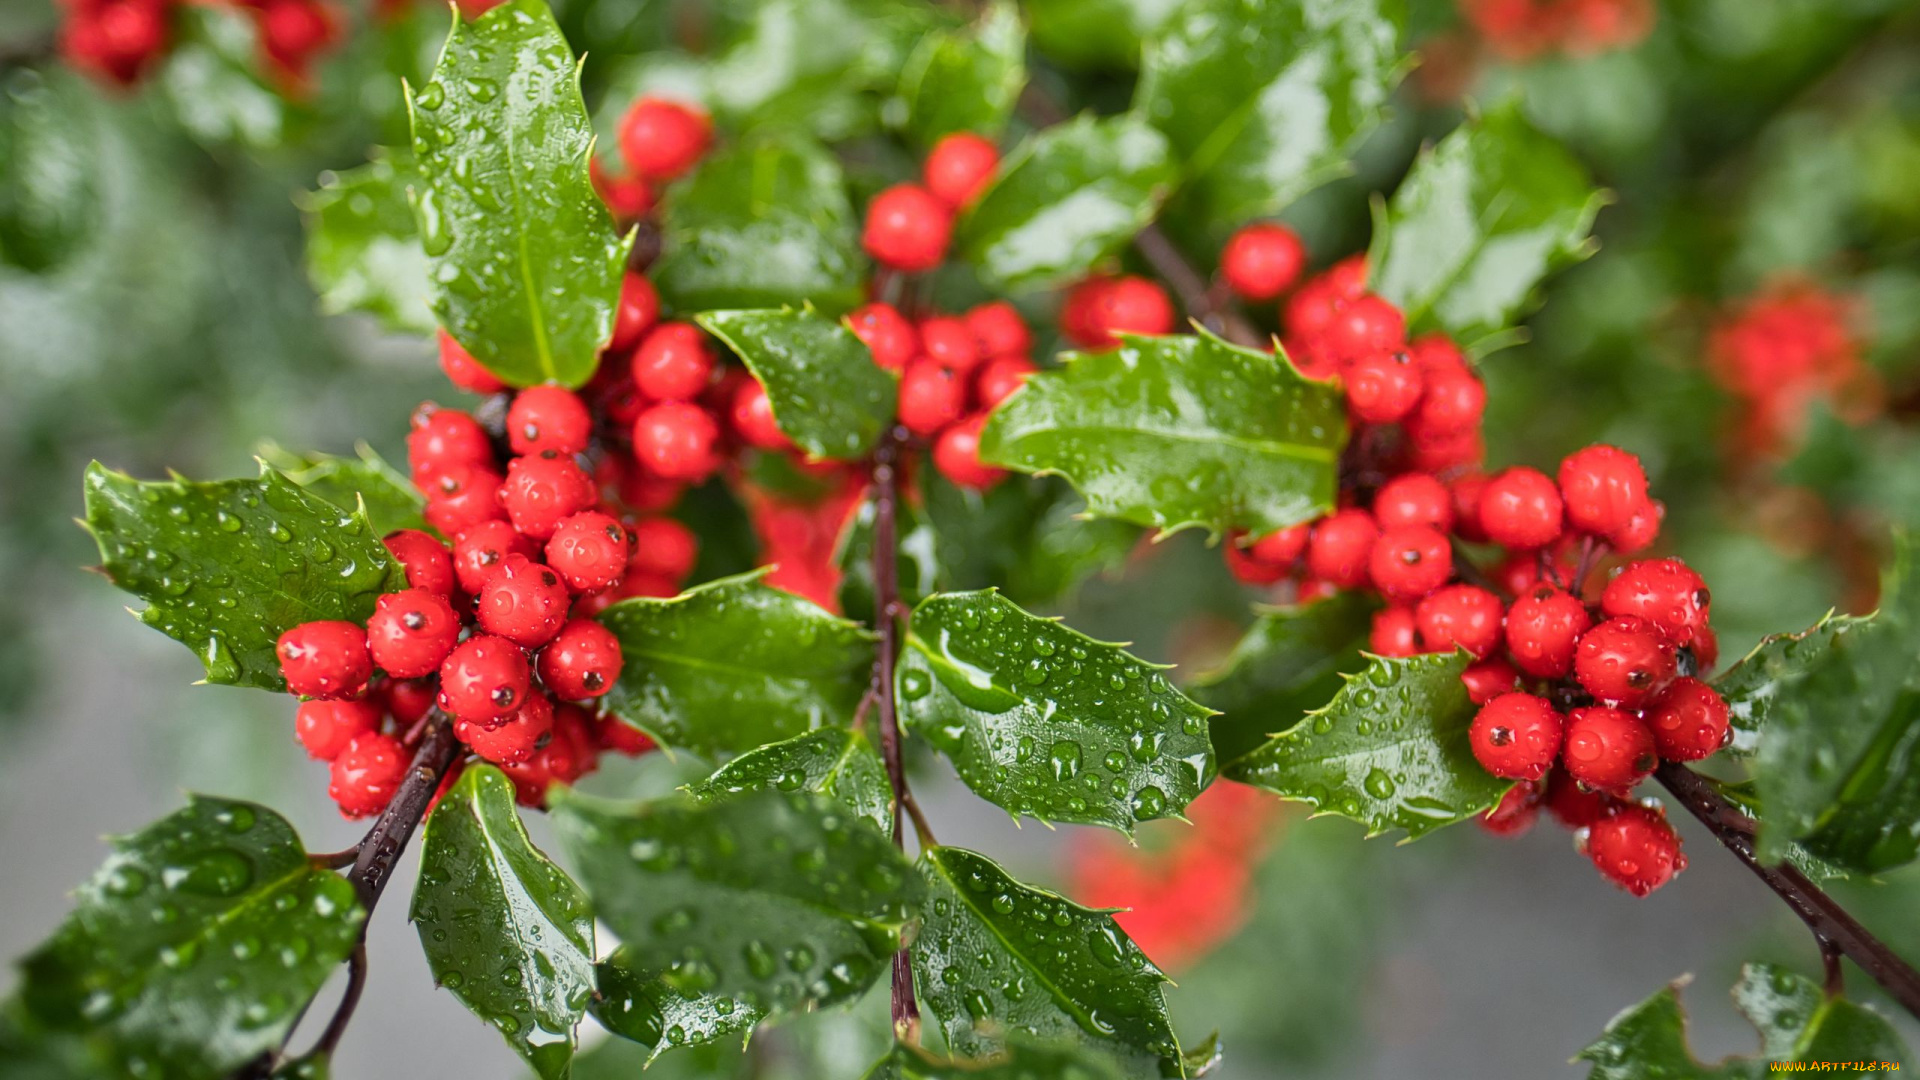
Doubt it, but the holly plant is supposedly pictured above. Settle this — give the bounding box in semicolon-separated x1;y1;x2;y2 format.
5;0;1920;1077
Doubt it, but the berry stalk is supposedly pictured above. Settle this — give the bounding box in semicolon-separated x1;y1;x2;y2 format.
869;427;921;1040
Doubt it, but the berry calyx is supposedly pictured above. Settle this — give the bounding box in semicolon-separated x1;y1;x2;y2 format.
862;184;952;272
1573;614;1677;706
1584;803;1684;897
438;634;531;724
537;618;624;701
1504;585;1591;679
476;553;570;647
1643;677;1731;762
1562;706;1658;792
277;620;373;699
1220;222;1307;301
1469;692;1564;781
366;588;461;678
329;732;409;818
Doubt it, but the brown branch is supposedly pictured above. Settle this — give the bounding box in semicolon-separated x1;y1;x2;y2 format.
870;428;921;1041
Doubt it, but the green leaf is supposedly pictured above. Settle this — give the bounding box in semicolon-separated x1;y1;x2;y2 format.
913;847;1180;1077
653;136;864;314
695;307;898;460
552;790;922;1019
1135;0;1403;226
956;113;1176;290
688;727;894;834
258;442;430;538
156;6;300;150
864;1038;1129;1080
14;797;363;1080
980;331;1347;536
596;571;878;759
299;151;434;336
836;490;942;619
898;590;1215;833
412;766;595;1080
0;71;100;274
922;474;1139;609
568;1035;748;1080
1190;594;1375;763
406;0;631;389
81;463;407;692
899;1;1026;148
1576;964;1910;1079
590;945;762;1060
1715;610;1871;759
1370;102;1606;349
1223;651;1509;840
1024;0;1181;71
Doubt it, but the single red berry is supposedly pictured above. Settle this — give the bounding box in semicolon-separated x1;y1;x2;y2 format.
1220;222;1307;301
1504;585;1591;678
924;133;999;208
1612;499;1665;554
424;463;506;536
965;301;1031;358
627;517;699;581
618;97;711;181
1372;473;1453;532
1479;781;1543;837
451;519;538;595
1449;472;1489;542
329;732;409;818
437;329;506;394
383;676;436;726
455;691;554;767
1644;677;1730;762
631;401;723;482
1559;444;1651;540
1409;334;1468;375
1544;765;1618;829
1478;467;1564;549
1322;294;1407;360
1462;657;1521;704
546;512;631;593
1070;276;1176;349
1690;625;1720;673
259;0;338;71
609;271;661;353
974;355;1037;409
898;361;968;437
499;454;596;539
1345;351;1425;424
1369;525;1452;603
919;316;981;372
500;749;556;807
1563;706;1658;792
1409;426;1484;473
1415;584;1505;658
438;634;531;724
476;553;571;648
591;158;653;222
1370;607;1419;656
933;414;1005;491
1409;368;1486;438
366;588;461;678
1601;558;1710;646
631;322;715;402
277;620;373;699
1574;615;1677;706
538;618;625;700
1224;536;1288;585
383;529;456;596
1305;509;1379;589
407;405;493;486
1585;803;1685;897
1283;275;1343;341
1249;523;1311;567
507;385;592;458
862;184;952;272
730;377;791;451
846;303;919;372
595;714;657;756
1469;693;1564;781
294;698;381;761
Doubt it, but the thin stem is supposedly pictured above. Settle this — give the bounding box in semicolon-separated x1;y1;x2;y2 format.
901;789;939;849
1655;762;1920;1020
870;428;921;1040
311;943;368;1059
307;847;360;871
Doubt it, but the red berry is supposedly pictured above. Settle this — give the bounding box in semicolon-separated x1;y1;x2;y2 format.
1563;706;1658;792
1479;781;1543;837
366;588;461;678
846;303;919;372
499;454;596;540
610;271;661;353
965;301;1031;358
1450;473;1489;542
1644;677;1730;762
590;158;653;222
455;691;554;766
1322;295;1406;360
595;714;657;756
628;517;699;581
1370;607;1419;656
1415;584;1504;658
1249;523;1310;567
437;329;506;394
383;529;456;596
476;554;571;648
1344;351;1425;424
1409;427;1485;473
538;618;625;700
1585;803;1684;897
1224;538;1286;585
500;750;557;807
933;414;1005;491
862;184;952;272
1470;692;1564;781
277;620;373;699
1477;467;1563;549
438;634;531;724
1409;368;1486;437
1305;509;1379;589
384;677;436;725
1601;558;1710;646
1409;333;1467;375
1504;584;1591;678
1691;625;1720;672
1372;473;1453;532
294;698;381;761
974;355;1037;409
546;512;631;593
919;316;981;372
1283;275;1343;340
1220;223;1307;301
618;97;711;181
1066;276;1176;349
1574;615;1677;706
451;519;538;595
924;133;999;208
424;463;506;536
631;322;716;402
730;377;791;451
1612;499;1665;554
1544;766;1618;829
407;405;493;486
898;361;968;437
1462;657;1521;704
329;732;409;818
1558;444;1650;540
1369;525;1452;603
507;385;592;458
631;401;723;482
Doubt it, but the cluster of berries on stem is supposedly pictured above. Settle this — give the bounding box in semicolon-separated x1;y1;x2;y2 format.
58;0;342;92
1456;0;1655;61
1708;278;1874;460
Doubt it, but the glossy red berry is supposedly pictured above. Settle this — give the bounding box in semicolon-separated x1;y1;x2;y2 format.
595;714;657;756
1478;467;1564;549
1223;533;1286;586
1248;523;1310;567
924;133;999;208
846;303;919;372
1370;607;1419;656
1574;615;1677;706
507;385;592;458
631;401;723;482
631;322;716;402
1544;766;1618;829
628;517;699;582
1449;473;1489;542
329;732;409;818
1479;781;1543;837
919;316;981;372
1409;426;1484;473
538;618;625;700
499;454;596;539
1322;295;1407;360
294;698;381;761
455;691;553;767
1504;585;1591;678
438;634;531;724
591;158;653;222
545;512;630;593
1644;677;1731;762
1559;444;1651;540
609;271;661;353
384;677;436;726
476;554;570;648
730;377;791;451
1462;657;1521;704
1563;706;1658;792
965;301;1031;358
437;329;506;394
898;361;968;437
1415;584;1504;658
383;529;456;596
1409;333;1468;375
1469;693;1564;781
862;184;952;272
933;414;1005;491
1369;525;1452;603
1305;509;1379;589
1220;222;1306;301
1408;368;1486;439
1345;351;1425;424
618;97;711;181
451;519;538;594
1585;803;1684;897
1612;499;1665;554
1372;473;1453;532
277;620;373;699
407;405;493;486
1601;558;1711;646
974;355;1037;409
424;463;506;536
1065;276;1176;349
366;588;461;678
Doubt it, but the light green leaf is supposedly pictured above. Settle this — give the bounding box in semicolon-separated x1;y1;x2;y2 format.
688;727;893;834
1024;0;1181;71
899;1;1026;148
298;151;434;335
258;442;429;538
1190;593;1375;763
695;307;897;460
0;70;100;274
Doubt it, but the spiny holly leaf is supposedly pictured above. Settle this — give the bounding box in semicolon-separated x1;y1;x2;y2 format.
864;1038;1129;1080
653;135;864;314
596;571;877;759
1576;965;1910;1079
1190;593;1375;763
591;945;762;1061
696;307;898;460
405;0;630;389
412;766;594;1080
552;790;922;1021
81;463;407;692
258;442;429;538
836;489;942;619
14;797;363;1080
688;727;893;834
1135;0;1403;227
0;70;100;274
1370;101;1606;350
913;847;1181;1078
1025;0;1180;71
980;331;1347;536
899;0;1026;148
1223;651;1510;840
1705;780;1859;882
897;590;1215;834
1715;610;1872;758
922;473;1139;609
298;150;434;335
957;113;1176;290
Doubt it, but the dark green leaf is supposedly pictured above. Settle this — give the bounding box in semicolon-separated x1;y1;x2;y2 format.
567;1035;748;1080
81;463;406;691
412;766;594;1080
1370;102;1606;349
298;151;434;335
836;490;942;619
258;442;430;537
864;1038;1129;1080
1190;594;1375;763
590;945;762;1059
1715;610;1871;758
552;790;921;1019
922;474;1139;608
406;0;630;388
898;590;1215;833
269;1052;330;1080
653;136;864;314
596;571;878;759
15;797;362;1080
913;847;1179;1077
956;114;1176;290
1135;0;1403;225
1705;780;1858;882
1025;0;1180;71
899;1;1026;148
1223;651;1509;840
980;331;1347;536
695;307;898;460
0;71;99;273
688;727;893;834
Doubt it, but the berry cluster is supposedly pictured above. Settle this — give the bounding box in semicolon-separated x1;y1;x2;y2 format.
232;0;343;94
1457;0;1655;60
1708;279;1873;459
57;0;172;86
